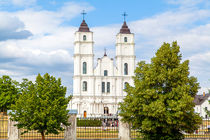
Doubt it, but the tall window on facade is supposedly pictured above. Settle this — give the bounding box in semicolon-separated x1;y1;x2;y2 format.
83;62;87;74
124;82;128;89
83;81;87;91
104;70;108;76
124;63;128;75
107;82;110;93
124;37;127;42
102;82;105;93
83;35;86;41
104;107;109;114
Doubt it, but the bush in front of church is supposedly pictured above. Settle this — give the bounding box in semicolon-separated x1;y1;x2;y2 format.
77;118;102;127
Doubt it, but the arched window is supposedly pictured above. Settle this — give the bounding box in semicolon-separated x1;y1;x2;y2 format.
83;62;87;74
104;107;109;114
124;37;127;42
124;82;128;89
83;35;86;41
124;63;128;75
104;70;108;76
83;81;87;91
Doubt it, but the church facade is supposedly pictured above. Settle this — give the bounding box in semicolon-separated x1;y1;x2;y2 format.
69;19;136;117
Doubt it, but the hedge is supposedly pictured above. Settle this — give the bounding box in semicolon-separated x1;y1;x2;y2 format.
77;119;102;127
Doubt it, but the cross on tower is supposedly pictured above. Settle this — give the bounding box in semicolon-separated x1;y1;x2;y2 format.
81;10;87;20
122;12;128;22
104;48;107;56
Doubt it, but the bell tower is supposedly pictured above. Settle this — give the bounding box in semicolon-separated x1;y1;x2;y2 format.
115;13;135;76
73;12;94;96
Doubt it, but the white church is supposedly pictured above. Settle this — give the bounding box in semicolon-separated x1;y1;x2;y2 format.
69;17;136;117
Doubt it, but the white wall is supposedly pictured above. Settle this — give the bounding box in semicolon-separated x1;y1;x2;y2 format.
194;96;210;119
70;28;136;117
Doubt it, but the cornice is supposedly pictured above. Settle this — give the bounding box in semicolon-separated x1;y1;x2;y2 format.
74;41;94;45
115;55;136;58
74;54;94;57
115;43;135;45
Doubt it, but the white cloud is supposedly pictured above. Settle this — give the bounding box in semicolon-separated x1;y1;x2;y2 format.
12;0;36;7
0;69;22;76
0;12;32;40
167;0;203;6
0;1;94;94
1;0;210;95
14;2;94;34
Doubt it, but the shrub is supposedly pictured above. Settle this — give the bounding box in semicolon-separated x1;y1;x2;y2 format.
77;119;102;127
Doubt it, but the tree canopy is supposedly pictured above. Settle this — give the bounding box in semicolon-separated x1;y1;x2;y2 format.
10;73;71;140
0;75;19;112
119;41;202;140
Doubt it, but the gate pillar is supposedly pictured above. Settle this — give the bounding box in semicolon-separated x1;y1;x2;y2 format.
119;116;131;140
8;111;20;140
64;110;77;140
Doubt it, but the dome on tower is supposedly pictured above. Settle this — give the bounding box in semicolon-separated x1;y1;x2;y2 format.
120;21;131;34
78;20;90;32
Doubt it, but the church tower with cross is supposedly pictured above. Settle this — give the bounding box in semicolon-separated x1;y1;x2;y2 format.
69;12;136;117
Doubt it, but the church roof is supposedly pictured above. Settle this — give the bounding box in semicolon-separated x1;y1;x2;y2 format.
120;21;131;34
78;20;90;32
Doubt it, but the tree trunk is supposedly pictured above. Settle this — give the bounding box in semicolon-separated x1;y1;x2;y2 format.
41;131;45;140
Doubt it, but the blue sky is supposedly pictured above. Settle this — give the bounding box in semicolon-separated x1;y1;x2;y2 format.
0;0;210;95
1;0;169;24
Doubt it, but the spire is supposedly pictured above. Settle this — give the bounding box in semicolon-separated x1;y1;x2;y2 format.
120;12;131;34
78;10;90;32
78;20;90;32
120;21;131;34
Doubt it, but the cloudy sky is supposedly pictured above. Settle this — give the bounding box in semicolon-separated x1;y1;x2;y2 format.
0;0;210;96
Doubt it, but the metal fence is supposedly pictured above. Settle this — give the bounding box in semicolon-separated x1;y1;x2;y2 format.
0;114;8;140
77;116;119;139
130;119;210;139
131;129;142;139
19;129;64;140
1;114;210;140
185;119;210;139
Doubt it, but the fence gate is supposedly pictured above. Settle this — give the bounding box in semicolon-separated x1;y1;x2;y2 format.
77;116;119;139
0;114;8;140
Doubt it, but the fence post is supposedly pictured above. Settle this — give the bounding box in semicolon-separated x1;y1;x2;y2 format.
64;110;77;140
8;113;20;140
119;116;131;140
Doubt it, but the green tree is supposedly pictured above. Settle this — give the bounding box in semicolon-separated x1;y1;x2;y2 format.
0;75;19;112
119;41;202;140
10;73;71;140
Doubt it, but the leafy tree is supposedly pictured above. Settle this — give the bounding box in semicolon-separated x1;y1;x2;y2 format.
119;41;202;140
10;73;71;140
0;75;19;112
